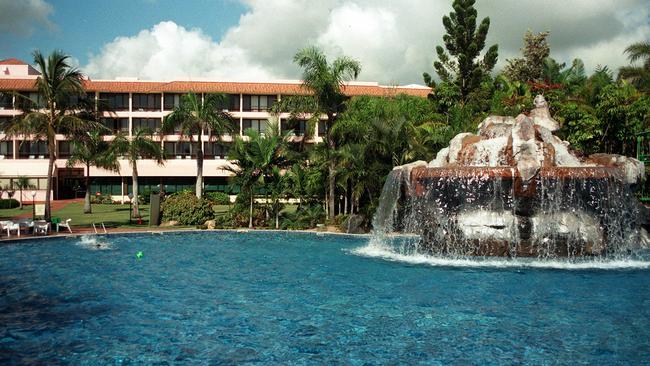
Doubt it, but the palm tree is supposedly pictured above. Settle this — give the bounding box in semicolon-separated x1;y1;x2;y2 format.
226;122;289;228
113;129;165;218
1;50;99;220
67;130;120;214
13;176;34;210
619;41;650;93
292;46;361;219
162;92;233;198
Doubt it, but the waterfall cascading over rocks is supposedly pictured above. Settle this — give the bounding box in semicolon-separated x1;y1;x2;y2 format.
371;95;648;259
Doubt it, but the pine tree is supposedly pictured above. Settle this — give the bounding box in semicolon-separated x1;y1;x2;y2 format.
423;0;498;102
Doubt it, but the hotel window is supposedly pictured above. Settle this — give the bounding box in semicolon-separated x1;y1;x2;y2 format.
0;141;13;159
99;93;129;111
318;120;328;135
132;118;161;132
282;119;307;136
163;94;182;110
242;95;277;111
18;140;47;159
101;118;129;134
0;92;12;109
243;119;268;134
204;142;230;159
133;93;161;111
66;93;90;108
57;141;75;158
215;94;240;111
15;92;44;110
0;116;10;133
164;141;193;159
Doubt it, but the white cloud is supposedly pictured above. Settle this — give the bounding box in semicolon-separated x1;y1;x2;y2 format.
0;0;55;37
85;21;272;80
84;0;650;84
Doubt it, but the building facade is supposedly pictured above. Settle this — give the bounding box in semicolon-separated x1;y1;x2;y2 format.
0;58;430;202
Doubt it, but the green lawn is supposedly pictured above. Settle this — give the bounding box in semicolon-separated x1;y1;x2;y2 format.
0;202;232;228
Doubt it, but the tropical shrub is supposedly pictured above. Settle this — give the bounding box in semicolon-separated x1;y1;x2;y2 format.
280;204;325;230
205;191;231;205
0;199;20;209
161;191;215;225
90;193;113;204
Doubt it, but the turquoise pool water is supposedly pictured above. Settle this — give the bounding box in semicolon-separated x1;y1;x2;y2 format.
1;231;649;365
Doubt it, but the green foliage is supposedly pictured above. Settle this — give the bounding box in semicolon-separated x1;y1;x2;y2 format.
556;103;602;154
90;193;113;204
0;199;20;209
161;191;215;225
423;0;498;102
618;41;650;93
280;204;325;230
503;31;550;83
205;191;231;205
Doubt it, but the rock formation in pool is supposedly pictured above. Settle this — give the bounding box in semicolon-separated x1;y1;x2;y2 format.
373;95;647;258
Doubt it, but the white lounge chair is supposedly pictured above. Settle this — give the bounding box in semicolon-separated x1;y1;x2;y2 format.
3;221;21;237
58;218;72;233
34;221;50;235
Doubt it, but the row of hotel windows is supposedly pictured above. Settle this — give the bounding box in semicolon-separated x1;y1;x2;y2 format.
89;177;236;196
0;116;324;136
0;92;279;112
0;140;232;160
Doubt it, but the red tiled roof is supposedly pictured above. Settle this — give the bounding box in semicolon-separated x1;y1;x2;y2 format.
0;78;431;98
0;58;28;65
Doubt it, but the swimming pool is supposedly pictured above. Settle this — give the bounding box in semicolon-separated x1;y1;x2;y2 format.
1;231;649;364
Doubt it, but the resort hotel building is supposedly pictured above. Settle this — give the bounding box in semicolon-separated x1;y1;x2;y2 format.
0;58;430;202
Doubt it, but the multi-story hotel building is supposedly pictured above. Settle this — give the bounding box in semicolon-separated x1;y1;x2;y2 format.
0;58;430;202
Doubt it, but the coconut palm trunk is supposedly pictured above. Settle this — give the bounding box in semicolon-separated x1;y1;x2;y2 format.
132;162;140;218
327;117;336;219
195;134;204;198
84;161;91;213
249;187;254;228
45;131;56;221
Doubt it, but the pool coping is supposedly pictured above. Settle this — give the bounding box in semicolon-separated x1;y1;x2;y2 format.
0;228;371;245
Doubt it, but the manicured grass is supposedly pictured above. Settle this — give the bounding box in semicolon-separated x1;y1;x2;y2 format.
53;203;151;227
0;206;26;219
0;202;233;228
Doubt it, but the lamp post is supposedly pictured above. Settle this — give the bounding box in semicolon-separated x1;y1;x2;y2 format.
30;190;36;220
128;193;133;225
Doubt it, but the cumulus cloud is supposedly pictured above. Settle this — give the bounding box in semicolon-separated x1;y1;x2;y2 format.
85;21;273;80
85;0;650;84
0;0;55;37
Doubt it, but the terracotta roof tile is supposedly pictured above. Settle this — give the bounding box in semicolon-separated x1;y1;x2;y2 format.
0;78;431;98
0;58;28;65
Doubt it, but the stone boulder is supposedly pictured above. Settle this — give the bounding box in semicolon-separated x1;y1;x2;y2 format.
585;153;645;185
341;214;366;234
529;95;560;132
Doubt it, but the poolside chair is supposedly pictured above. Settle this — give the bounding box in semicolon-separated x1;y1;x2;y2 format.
58;218;72;233
33;220;50;236
3;221;21;237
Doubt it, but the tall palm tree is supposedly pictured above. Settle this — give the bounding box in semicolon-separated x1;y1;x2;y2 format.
618;41;650;93
226;122;289;228
113;129;165;218
293;46;361;219
13;176;34;210
1;50;98;220
67;130;120;214
162;92;233;198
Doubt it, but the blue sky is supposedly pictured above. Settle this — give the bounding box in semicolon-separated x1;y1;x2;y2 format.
1;0;246;66
1;0;649;84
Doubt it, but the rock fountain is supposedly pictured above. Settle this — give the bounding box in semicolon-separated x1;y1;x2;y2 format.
373;95;647;259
